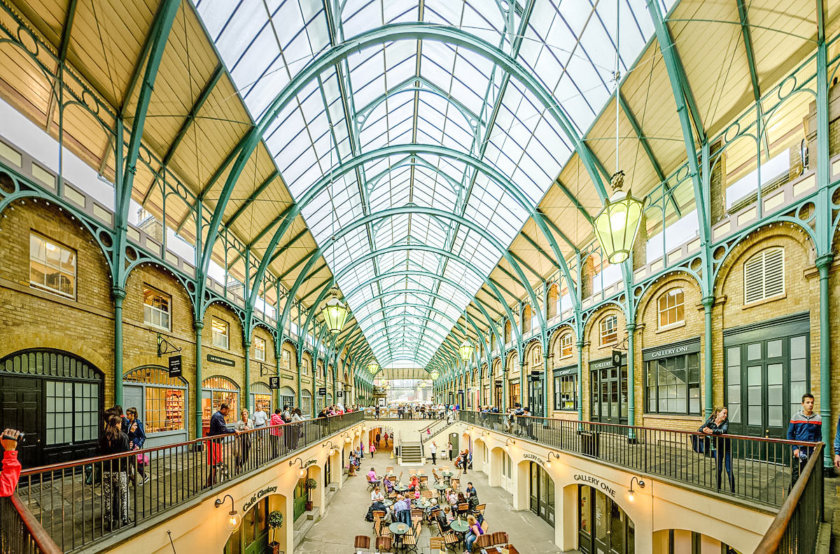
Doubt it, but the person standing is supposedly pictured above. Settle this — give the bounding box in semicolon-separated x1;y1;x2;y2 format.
125;407;149;485
447;441;453;461
206;403;237;488
290;408;304;450
430;441;437;465
269;409;284;458
0;429;22;497
369;441;376;458
787;393;822;485
99;413;131;529
700;407;734;492
375;431;381;447
383;431;389;447
253;403;268;429
234;409;253;471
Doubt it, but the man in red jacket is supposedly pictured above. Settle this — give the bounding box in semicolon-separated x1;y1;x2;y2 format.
0;429;22;497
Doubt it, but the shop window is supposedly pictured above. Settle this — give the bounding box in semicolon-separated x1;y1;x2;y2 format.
254;336;266;361
30;232;76;298
657;288;684;329
600;315;618;346
744;247;784;305
212;317;229;349
560;334;573;359
124;367;186;433
143;286;171;331
46;380;98;445
202;376;239;426
553;372;577;411
645;353;701;415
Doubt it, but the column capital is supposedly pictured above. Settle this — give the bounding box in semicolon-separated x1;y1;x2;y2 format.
112;287;126;301
194;321;205;331
700;295;715;309
816;253;834;271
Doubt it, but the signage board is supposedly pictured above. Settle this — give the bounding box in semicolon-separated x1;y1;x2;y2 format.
207;354;235;367
590;355;626;371
318;387;327;396
574;474;615;497
242;486;277;513
642;338;701;361
611;350;622;367
269;377;280;389
168;355;182;377
337;390;344;397
553;365;577;377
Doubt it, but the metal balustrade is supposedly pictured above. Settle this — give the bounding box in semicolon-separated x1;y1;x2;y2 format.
459;411;822;510
0;495;61;554
14;412;363;552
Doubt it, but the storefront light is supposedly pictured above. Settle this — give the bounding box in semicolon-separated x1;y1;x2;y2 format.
627;476;645;502
214;495;240;532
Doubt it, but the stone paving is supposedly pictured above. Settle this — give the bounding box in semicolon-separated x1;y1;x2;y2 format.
296;458;559;554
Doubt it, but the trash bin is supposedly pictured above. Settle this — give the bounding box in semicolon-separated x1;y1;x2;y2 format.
580;431;599;458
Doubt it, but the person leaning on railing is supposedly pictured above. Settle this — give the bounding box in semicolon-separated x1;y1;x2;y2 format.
0;429;22;497
787;393;822;486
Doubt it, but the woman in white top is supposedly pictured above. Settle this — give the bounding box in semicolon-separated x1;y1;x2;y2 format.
234;409;252;471
371;486;385;503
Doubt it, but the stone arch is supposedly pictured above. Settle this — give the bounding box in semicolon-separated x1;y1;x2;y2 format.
549;324;576;364
585;305;625;355
124;260;197;314
223;492;288;554
637;271;702;330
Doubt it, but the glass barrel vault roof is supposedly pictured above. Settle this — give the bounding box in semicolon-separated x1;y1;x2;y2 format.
195;0;674;369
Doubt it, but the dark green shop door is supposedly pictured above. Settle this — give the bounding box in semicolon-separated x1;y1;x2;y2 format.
224;497;269;554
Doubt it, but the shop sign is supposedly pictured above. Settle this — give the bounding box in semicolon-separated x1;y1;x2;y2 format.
282;373;295;380
642;338;701;361
590;355;625;371
242;486;277;513
573;473;615;498
337;390;344;397
207;354;235;367
318;387;327;396
168;355;182;378
553;365;577;377
269;377;280;389
522;453;543;464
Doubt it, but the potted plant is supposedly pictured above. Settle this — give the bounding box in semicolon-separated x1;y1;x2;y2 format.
304;478;318;511
268;510;283;553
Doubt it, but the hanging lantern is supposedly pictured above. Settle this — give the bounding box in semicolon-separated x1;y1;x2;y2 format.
459;340;474;362
593;171;644;264
367;362;379;374
322;289;349;335
430;370;439;380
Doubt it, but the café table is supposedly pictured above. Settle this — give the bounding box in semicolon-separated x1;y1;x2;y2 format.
413;498;430;509
449;519;469;544
394;484;409;493
442;471;452;485
389;521;410;551
382;499;394;507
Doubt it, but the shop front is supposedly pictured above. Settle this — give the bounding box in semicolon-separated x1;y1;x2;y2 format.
249;381;272;415
553;365;578;413
278;386;295;410
509;380;520;409
124;366;188;447
0;349;103;468
202;376;240;436
494;380;503;408
643;338;701;417
578;485;635;554
224;496;270;554
724;313;809;441
527;371;545;416
301;389;313;417
528;461;554;526
589;355;627;425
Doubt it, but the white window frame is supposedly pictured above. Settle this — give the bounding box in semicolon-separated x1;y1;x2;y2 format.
29;232;76;299
559;334;573;359
282;349;291;369
600;315;618;346
143;286;171;331
254;336;266;361
211;317;229;349
657;288;685;330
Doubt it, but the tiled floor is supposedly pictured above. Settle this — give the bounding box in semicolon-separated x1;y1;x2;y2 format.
296;458;560;553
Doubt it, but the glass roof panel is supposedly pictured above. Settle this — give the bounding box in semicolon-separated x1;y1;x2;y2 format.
198;0;660;368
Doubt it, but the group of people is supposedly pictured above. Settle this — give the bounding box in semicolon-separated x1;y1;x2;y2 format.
97;405;149;529
372;403;451;419
364;465;485;553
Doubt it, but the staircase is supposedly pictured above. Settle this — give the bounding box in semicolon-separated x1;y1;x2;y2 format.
400;442;424;465
420;418;456;446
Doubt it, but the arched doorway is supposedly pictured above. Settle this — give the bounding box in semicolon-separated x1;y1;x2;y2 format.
301;389;313;417
278;386;295;411
0;349;103;467
578;485;635;554
202;376;240;436
528;462;554;526
123;366;188;447
224;494;286;554
250;381;272;415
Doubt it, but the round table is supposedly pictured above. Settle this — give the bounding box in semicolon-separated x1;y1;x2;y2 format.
413;499;430;509
389;522;410;550
395;484;409;492
382;499;393;507
450;519;469;535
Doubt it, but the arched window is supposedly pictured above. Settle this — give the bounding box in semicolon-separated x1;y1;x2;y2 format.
531;345;542;368
504;320;512;344
202;376;239;430
547;284;559;319
559;334;573;359
522;305;533;334
744;247;784;304
658;288;685;328
600;315;618;346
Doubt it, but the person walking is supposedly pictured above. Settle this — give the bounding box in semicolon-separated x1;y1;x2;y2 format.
269;409;284;458
787;393;822;486
234;409;253;472
99;413;131;529
369;441;376;458
206;403;237;489
383;431;389;447
430;441;437;465
125;407;149;485
700;407;734;492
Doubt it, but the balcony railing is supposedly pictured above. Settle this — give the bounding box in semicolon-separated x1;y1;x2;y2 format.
0;495;61;554
460;411;823;509
755;443;824;553
16;411;363;553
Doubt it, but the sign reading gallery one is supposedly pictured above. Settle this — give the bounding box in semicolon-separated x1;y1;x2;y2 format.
574;474;615;498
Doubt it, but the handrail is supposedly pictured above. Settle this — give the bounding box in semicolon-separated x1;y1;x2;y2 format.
754;443;824;553
460;410;820;508
1;494;62;554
